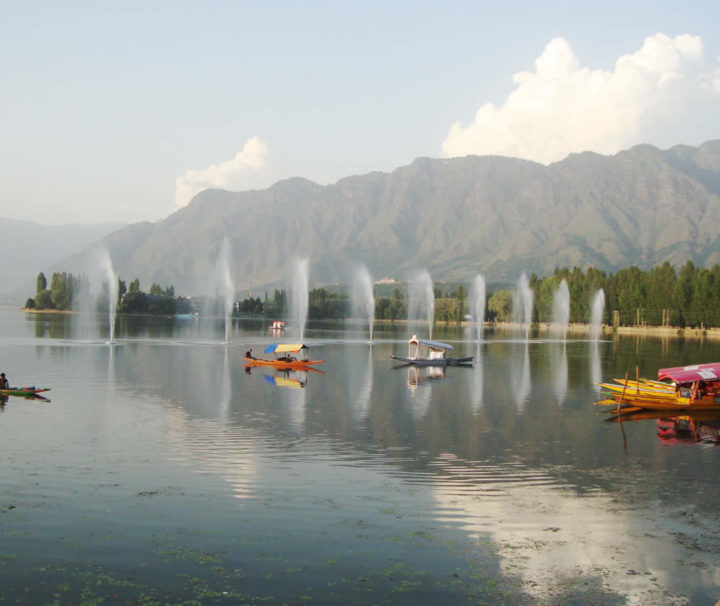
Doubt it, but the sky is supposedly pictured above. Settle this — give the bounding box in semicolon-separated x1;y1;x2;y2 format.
1;1;719;226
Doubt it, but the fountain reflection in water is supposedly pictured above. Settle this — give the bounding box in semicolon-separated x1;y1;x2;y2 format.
350;265;375;342
552;343;568;406
471;274;486;342
551;279;570;342
512;345;531;411
513;272;533;342
408;270;434;339
590;289;605;341
470;342;484;411
216;239;234;344
291;259;310;342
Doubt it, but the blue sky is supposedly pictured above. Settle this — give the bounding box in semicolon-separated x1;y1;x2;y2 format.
1;1;719;225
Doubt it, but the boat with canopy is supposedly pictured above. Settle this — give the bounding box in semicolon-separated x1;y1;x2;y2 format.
390;335;473;367
245;344;325;369
597;361;720;412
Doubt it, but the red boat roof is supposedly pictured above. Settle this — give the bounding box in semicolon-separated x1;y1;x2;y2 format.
658;362;720;384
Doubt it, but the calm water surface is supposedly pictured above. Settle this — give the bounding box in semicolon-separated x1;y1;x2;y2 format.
2;309;720;605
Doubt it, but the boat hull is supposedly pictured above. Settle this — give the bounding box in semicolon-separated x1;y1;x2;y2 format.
390;355;473;367
244;357;325;370
0;387;50;397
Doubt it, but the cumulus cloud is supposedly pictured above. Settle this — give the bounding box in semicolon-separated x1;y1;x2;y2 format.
442;34;720;164
174;136;268;208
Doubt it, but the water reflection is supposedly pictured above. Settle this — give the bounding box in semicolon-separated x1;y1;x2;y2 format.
428;455;700;604
511;344;531;411
551;343;568;406
10;311;720;603
405;366;440;419
590;340;602;392
606;410;720;446
469;343;484;411
344;347;373;422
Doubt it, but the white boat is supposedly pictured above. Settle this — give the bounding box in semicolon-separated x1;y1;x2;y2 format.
390;335;473;367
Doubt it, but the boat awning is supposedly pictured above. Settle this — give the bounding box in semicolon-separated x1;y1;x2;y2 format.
658;362;720;384
264;343;308;354
408;336;454;351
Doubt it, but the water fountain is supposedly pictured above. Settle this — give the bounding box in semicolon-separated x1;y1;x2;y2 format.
216;239;234;344
513;272;533;342
408;270;434;339
471;274;486;342
550;279;570;342
291;258;310;342
590;289;605;341
350;265;375;342
99;248;119;344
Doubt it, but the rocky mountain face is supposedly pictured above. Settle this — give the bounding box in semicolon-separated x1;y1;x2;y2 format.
57;140;720;294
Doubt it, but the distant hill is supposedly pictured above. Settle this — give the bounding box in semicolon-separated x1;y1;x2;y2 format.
1;220;124;304
54;140;720;295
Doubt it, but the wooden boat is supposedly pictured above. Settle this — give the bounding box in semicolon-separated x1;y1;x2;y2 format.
390;335;473;367
244;343;325;369
597;362;720;411
0;387;51;397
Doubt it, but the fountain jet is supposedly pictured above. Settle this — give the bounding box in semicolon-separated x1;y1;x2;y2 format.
99;248;118;344
291;258;310;342
471;274;486;342
513;272;533;342
351;265;375;342
590;289;605;341
550;279;570;342
216;239;234;344
408;270;434;339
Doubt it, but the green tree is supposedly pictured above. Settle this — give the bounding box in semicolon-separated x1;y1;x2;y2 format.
36;272;47;295
488;290;512;322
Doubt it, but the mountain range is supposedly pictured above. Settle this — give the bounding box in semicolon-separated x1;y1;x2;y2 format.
34;140;720;297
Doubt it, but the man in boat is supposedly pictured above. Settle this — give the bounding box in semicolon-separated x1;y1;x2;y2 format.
245;348;255;360
0;373;8;389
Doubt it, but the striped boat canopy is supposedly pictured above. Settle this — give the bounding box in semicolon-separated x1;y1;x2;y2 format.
264;343;308;354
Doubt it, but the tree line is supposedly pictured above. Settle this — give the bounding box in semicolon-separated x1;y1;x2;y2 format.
239;261;720;328
25;272;186;315
25;260;720;327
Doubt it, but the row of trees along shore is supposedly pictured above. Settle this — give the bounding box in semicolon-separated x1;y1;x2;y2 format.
24;261;720;328
244;261;720;328
25;272;190;315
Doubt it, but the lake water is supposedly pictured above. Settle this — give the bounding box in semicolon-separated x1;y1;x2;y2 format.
2;308;720;605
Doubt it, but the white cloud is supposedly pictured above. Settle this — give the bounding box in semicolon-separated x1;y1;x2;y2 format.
442;34;720;164
174;137;268;208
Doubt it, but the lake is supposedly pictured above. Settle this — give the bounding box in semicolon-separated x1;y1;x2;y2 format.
2;308;720;605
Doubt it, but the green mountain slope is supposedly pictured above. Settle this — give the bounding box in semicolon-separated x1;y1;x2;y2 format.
59;140;720;294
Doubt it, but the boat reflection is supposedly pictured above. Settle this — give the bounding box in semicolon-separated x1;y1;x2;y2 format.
407;365;446;390
260;368;313;389
606;410;720;446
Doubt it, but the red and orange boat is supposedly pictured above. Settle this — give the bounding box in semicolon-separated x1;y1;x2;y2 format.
244;343;325;370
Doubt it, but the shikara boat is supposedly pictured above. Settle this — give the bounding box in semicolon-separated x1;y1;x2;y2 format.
0;387;51;398
244;343;325;369
597;362;720;411
390;335;473;367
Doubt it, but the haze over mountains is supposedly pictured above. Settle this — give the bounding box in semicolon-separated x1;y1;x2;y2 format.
21;140;720;299
0;220;124;303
